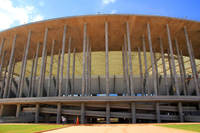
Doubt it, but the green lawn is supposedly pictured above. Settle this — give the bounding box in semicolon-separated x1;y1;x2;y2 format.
159;124;200;132
0;124;65;133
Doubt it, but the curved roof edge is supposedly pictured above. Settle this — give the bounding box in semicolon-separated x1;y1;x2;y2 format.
0;14;199;33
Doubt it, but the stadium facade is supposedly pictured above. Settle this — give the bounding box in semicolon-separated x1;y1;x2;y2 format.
0;14;200;123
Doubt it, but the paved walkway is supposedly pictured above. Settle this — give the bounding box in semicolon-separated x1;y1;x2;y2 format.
44;124;197;133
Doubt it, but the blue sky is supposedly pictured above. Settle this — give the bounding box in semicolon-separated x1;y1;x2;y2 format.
0;0;199;30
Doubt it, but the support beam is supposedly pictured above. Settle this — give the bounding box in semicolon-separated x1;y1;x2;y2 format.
12;78;18;95
147;23;157;95
178;102;184;122
7;59;15;98
159;37;168;95
156;102;161;123
167;25;184;120
131;102;136;123
180;51;188;95
28;56;35;97
0;51;6;95
184;26;199;96
105;22;110;96
0;105;4;117
47;40;55;97
0;40;5;95
41;51;47;97
31;43;40;97
98;75;101;94
17;45;26;97
82;23;87;96
56;50;61;96
71;48;76;96
16;104;20;118
66;37;71;96
1;96;200;104
0;62;8;98
35;104;39;123
113;75;116;94
106;102;110;124
85;37;89;95
175;39;187;95
88;46;92;96
154;51;159;95
0;51;6;80
59;25;67;96
3;35;17;98
166;24;180;96
189;40;198;78
19;31;31;97
0;38;5;57
25;78;30;95
122;46;127;94
189;40;196;66
53;76;56;90
124;35;130;96
38;28;48;97
142;35;149;95
56;103;61;124
126;22;134;96
138;47;144;95
0;39;5;80
81;103;85;124
167;50;173;92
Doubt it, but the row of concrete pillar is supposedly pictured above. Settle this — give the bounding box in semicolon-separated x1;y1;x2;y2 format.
0;22;199;116
0;101;184;124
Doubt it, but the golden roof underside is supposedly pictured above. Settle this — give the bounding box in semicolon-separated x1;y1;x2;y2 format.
0;14;200;62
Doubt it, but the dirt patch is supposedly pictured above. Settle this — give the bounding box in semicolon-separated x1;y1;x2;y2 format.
43;124;198;133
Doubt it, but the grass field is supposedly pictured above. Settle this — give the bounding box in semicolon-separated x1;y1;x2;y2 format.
0;124;65;133
0;124;199;133
159;124;200;132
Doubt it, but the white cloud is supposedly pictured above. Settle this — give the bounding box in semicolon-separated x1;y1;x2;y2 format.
102;0;116;5
0;0;43;30
32;14;43;22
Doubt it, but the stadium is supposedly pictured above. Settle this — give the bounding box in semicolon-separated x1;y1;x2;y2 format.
0;14;200;124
